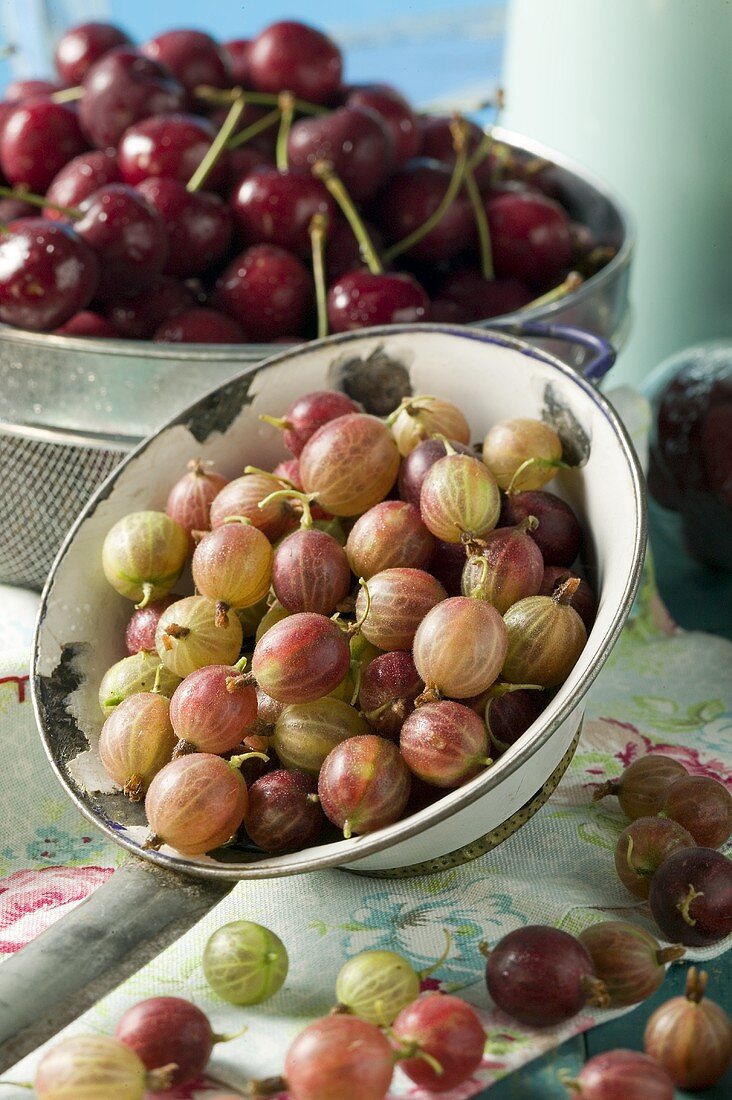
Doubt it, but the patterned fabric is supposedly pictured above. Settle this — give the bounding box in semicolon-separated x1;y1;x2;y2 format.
1;557;731;1097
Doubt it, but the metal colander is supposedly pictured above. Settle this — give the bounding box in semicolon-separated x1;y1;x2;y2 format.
0;126;633;591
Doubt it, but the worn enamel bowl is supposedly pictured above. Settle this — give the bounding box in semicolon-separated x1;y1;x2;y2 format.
32;323;646;880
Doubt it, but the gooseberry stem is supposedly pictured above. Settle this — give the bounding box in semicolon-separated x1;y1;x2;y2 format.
506;456;571;496
244;464;295;489
136;582;155;610
351;577;371;634
0;1080;32;1089
469;555;489;599
685;966;708;1003
418;928;453;979
393;1039;444;1077
0;184;81;220
592;778;619;801
311;159;383;275
275;91;295;171
657;945;686;965
258;414;292;431
215;600;231;628
553;576;581;605
243;1075;288;1096
152;664;163;694
223;514;253;525
677;884;703;927
581;975;610;1009
188;91;247;193
229;751;270;770
227;106;281;151
258;488;315;528
384;117;470;262
310;211;330;339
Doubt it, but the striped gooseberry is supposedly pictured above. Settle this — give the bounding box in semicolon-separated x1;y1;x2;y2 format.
387;394;471;457
203;920;289;1005
98;650;181;714
99;690;176;800
169;660;257;756
155;596;244;678
502;577;587;687
355;567;446;651
165;458;228;545
102;510;188;607
400;700;492;787
419;449;500;542
209;469;292;539
299;413;400;516
273;697;369;775
252;612;350;703
482;416;563;492
413;596;507;699
318;734;411;837
192;519;273;626
461;518;544;613
346;500;434;579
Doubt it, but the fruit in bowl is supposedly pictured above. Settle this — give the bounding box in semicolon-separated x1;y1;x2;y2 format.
0;17;617;340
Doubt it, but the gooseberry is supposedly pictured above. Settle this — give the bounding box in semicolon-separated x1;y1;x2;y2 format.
125;596;177;655
563;1049;675;1100
169;661;258;755
165;459;228;545
102;510;188;607
660;774;732;848
155;596;244;678
145;752;251;855
485;686;545;754
420;451;501;542
115;996;222;1087
273;697;369;775
388;394;471;457
34;1034;174;1100
578;921;685;1007
272;526;351;615
192;521;274;625
203;919;289;1005
461;518;544;613
392;993;487;1092
397;436;475;508
345;501;434;579
244;769;325;853
413;596;507;699
614;816;695;899
209;470;292;540
593;753;688;819
260;389;361;456
502;578;587;687
98;650;180;713
648;846;732;946
355;568;446;651
335;950;420;1026
644;967;732;1090
483;416;564;492
299;413;400;516
252;612;350;703
400;701;492;787
358;651;422;739
318;734;411;837
540;566;597;632
99;691;176;800
501;488;582;566
284;1015;394;1100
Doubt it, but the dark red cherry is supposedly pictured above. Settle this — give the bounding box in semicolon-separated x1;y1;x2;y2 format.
118;114;228;191
0;219;99;331
375;160;475;261
4;79;64;102
44;150;121;221
327;269;430;333
214;243;312;341
346;84;420;166
437;268;533;321
223;39;251;86
141;30;232;95
486;192;572;287
0;100;87;192
79;48;186;150
136;177;233;278
153;307;246;343
226;145;274;193
428;298;467;323
419;114;496;188
55;310;118;337
103;275;195;338
287;106;393;203
324;216;385;283
247;21;342;105
75;184;168;299
54;22;133;85
231;167;336;258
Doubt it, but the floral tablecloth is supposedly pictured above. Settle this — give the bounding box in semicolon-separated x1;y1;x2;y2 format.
1;389;731;1097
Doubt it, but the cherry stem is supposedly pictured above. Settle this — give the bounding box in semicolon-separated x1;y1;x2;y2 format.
311;159;383;275
463;161;494;279
677;884;703;927
553;576;581;605
384;117;470;262
506;456;570;496
227;106;281;151
275;91;295;172
259;488;315;528
418;927;453;979
310;211;330;339
685;966;708;1003
135;582;156;610
50;84;85;103
466;87;505;177
188;91;247;193
525;271;584;311
229;751;270;770
196;83;329;116
0;184;81;220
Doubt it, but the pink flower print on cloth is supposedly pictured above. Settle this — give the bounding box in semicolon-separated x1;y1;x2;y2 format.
0;865;113;953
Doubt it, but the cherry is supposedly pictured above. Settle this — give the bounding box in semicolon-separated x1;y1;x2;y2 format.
429;297;468;323
118;114;228;191
0;100;87;192
103;275;196;339
288;106;393;203
223;39;251;86
419;113;495;188
79;48;187;150
327;269;430;333
44;150;121;221
486;191;572;287
0;219;99;331
375;160;475;261
136;177;233;278
75;184;169;300
0;197;35;222
153;307;246;343
226;145;274;191
141;29;232;96
346;83;420;166
437;268;533;321
54;22;133;85
324;215;385;283
55;310;118;337
4;79;64;102
214;243;312;340
247;21;342;105
231;167;336;258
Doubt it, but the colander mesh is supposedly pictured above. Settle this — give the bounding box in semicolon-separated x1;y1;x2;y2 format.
1;428;124;590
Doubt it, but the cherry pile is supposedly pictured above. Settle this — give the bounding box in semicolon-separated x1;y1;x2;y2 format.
596;752;732;946
97;387;595;858
0;18;613;342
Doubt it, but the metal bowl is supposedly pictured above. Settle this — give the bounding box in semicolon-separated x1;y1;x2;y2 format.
32;322;646;883
1;126;633;589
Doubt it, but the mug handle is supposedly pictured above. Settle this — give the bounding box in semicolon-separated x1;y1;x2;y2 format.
484;320;617;384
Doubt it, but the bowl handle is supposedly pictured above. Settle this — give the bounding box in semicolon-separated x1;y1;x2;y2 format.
484;320;617;383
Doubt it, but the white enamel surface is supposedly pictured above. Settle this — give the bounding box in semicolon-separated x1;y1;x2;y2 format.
35;327;644;877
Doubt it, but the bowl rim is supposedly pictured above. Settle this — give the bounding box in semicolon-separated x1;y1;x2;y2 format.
1;126;634;360
31;322;647;880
